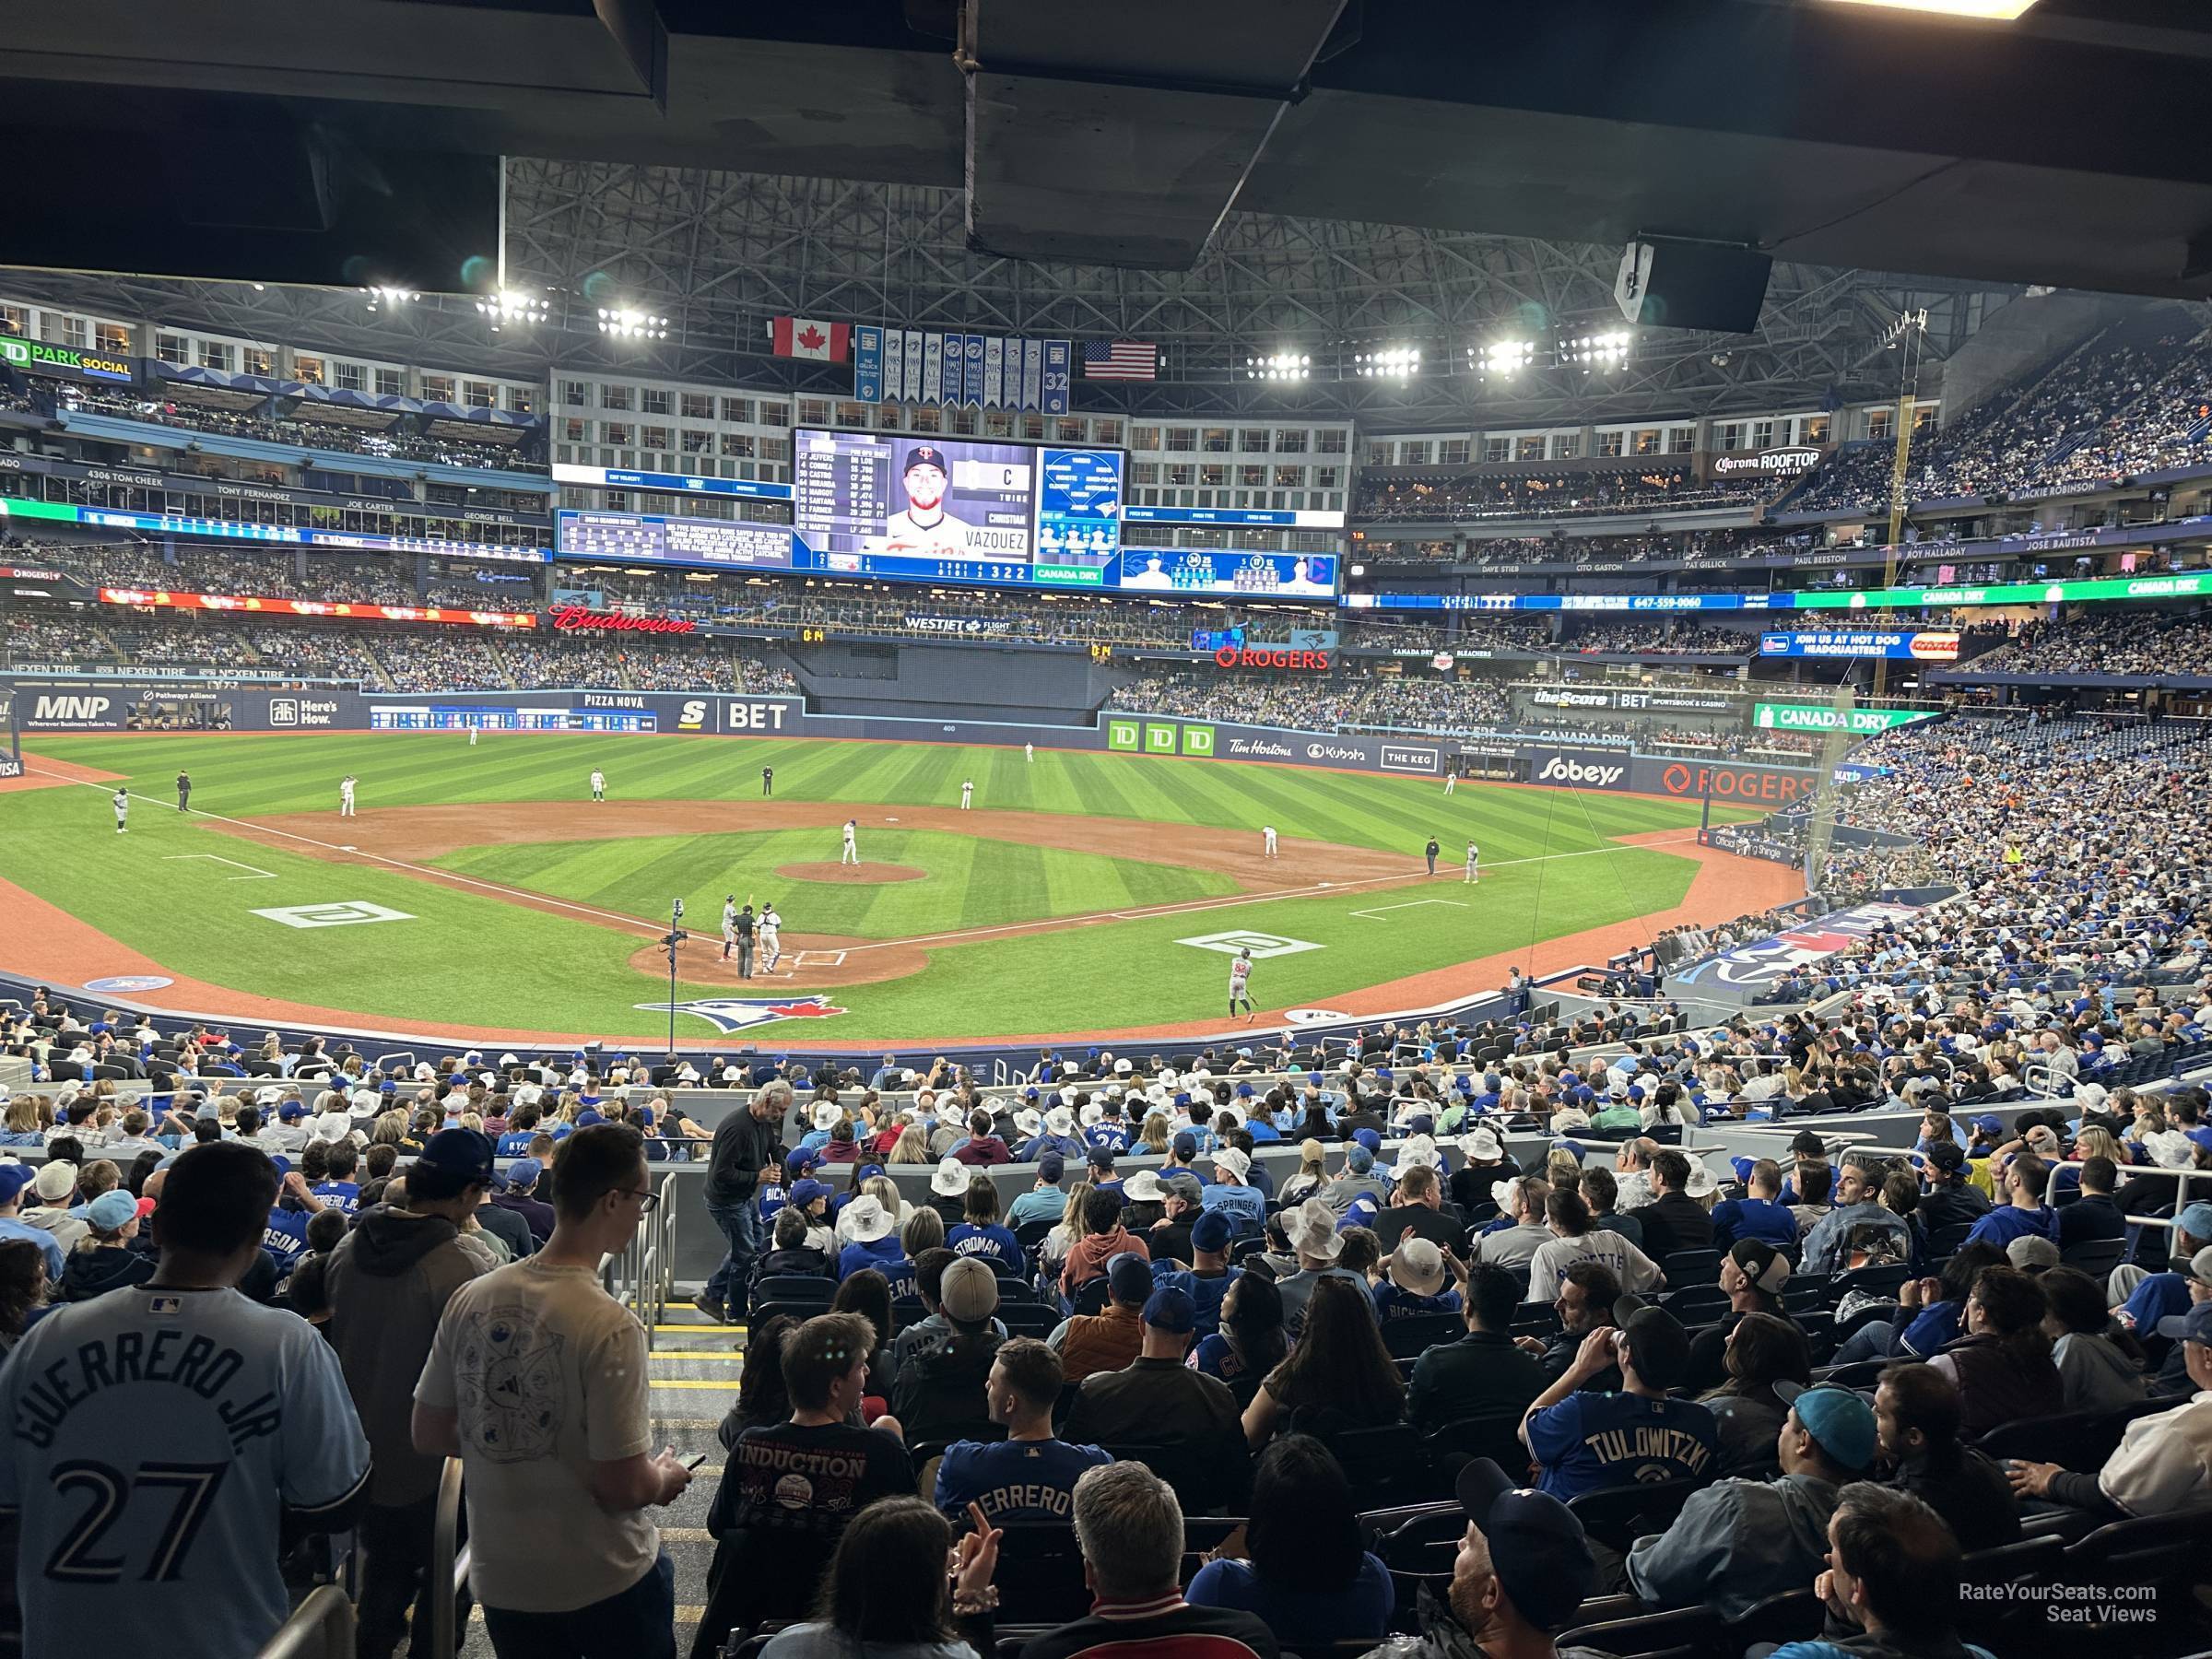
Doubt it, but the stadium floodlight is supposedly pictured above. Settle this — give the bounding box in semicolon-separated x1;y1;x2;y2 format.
362;286;418;312
597;307;671;341
1356;346;1422;380
1562;329;1632;368
1252;351;1310;381
475;289;550;330
1477;340;1535;376
1825;0;2038;18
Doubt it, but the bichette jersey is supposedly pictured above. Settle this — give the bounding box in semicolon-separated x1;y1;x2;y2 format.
0;1286;370;1659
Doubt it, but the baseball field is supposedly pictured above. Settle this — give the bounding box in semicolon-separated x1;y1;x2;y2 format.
0;731;1789;1045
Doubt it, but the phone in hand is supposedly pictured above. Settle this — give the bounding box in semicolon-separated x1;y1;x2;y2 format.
682;1453;710;1472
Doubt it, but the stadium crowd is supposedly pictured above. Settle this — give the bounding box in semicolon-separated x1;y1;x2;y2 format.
1357;467;1772;523
54;385;547;473
1960;610;2212;678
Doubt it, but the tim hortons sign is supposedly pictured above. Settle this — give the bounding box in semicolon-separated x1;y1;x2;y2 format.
547;605;697;636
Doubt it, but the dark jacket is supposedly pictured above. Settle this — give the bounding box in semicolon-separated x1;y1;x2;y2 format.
1628;1191;1715;1261
1915;1182;1991;1235
314;1206;489;1506
1888;1446;2021;1552
706;1109;780;1206
474;1200;534;1260
1405;1329;1547;1434
889;1326;1002;1446
60;1242;156;1302
1929;1335;2064;1440
1064;1356;1250;1512
488;1187;555;1242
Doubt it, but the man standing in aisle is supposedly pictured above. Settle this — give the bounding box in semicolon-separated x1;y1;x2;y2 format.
176;769;191;811
841;818;860;865
695;1080;788;1323
414;1124;693;1656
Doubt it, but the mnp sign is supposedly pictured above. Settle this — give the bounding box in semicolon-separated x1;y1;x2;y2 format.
1525;748;1631;791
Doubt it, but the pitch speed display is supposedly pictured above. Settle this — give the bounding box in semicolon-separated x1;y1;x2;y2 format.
792;428;1123;589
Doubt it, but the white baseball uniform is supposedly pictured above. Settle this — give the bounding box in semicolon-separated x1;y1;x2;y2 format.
1465;842;1480;883
112;790;128;832
960;780;973;810
721;900;739;959
1262;826;1277;858
589;770;606;801
339;777;356;818
1444;772;1456;794
760;907;782;971
841;821;858;865
468;725;477;746
1025;743;1033;763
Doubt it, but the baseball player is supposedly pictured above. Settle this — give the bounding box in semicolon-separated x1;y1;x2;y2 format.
339;775;356;818
841;818;859;865
759;901;783;972
175;770;192;812
960;778;974;810
112;788;128;834
1025;742;1034;764
761;764;773;798
1444;771;1456;796
589;768;606;803
1228;947;1255;1023
1262;825;1277;859
880;446;975;555
721;894;739;961
1425;835;1440;876
1465;841;1480;884
468;724;477;747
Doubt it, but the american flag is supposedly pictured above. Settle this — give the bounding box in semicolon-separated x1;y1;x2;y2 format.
1082;340;1157;381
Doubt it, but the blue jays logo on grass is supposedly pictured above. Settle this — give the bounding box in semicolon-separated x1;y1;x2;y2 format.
634;995;847;1033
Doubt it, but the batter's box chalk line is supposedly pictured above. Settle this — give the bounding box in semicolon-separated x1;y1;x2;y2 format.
1349;899;1469;921
792;950;849;967
163;853;279;880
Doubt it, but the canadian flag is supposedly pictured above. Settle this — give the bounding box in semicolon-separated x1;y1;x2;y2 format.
769;316;852;361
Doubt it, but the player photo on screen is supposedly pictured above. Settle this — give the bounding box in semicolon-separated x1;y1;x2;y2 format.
792;429;1035;561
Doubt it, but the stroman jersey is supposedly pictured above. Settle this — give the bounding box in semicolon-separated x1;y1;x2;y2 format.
0;1286;370;1659
1524;1390;1719;1501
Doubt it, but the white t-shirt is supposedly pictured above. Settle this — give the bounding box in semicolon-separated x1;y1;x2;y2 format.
881;508;974;555
416;1259;656;1612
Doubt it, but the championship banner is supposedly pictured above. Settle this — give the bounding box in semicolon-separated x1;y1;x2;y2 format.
854;328;1072;411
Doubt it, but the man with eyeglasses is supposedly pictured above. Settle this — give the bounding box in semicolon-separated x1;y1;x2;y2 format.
415;1123;693;1658
1511;1260;1623;1392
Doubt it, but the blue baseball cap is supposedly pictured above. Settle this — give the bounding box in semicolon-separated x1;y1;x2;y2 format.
416;1128;496;1187
2156;1299;2212;1346
784;1147;819;1176
1352;1127;1382;1153
1172;1132;1198;1159
1142;1285;1196;1335
1776;1382;1877;1471
1039;1152;1066;1183
1088;1144;1118;1170
1107;1252;1154;1304
87;1189;139;1231
1190;1209;1234;1253
788;1179;832;1208
1453;1460;1595;1632
500;1157;543;1191
2176;1203;2212;1241
1347;1145;1375;1174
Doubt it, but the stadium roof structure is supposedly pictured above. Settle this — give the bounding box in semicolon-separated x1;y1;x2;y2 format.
5;0;2209;422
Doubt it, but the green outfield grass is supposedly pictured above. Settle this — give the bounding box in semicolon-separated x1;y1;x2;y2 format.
3;731;1748;1040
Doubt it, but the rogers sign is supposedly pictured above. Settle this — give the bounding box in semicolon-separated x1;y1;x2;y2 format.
548;604;698;636
1659;760;1818;805
1214;646;1331;671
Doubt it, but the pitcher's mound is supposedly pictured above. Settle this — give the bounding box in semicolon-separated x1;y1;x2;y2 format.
774;862;927;885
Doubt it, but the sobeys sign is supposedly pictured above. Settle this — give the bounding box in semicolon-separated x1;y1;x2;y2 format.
1754;702;1938;735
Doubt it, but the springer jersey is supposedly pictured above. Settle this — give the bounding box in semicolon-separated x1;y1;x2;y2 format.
0;1286;370;1659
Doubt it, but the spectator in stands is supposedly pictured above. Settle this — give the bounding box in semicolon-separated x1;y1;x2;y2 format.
1472;1177;1553;1269
2041;1264;2147;1412
59;1189;155;1300
1516;1260;1624;1389
1148;1207;1241;1335
935;1336;1111;1525
1521;1303;1719;1500
1008;1152;1070;1228
892;1256;1003;1444
1406;1260;1548;1434
1911;1142;1991;1236
1241;1276;1405;1447
1624;1150;1713;1261
2007;1300;2212;1518
0;1238;47;1354
311;1126;491;1659
1697;1310;1815;1478
1064;1288;1250;1513
1581;1165;1641;1250
2057;1156;2127;1250
0;1164;65;1281
1926;1265;2063;1437
1061;1187;1148;1298
1275;1197;1377;1334
1625;1382;1876;1618
1799;1160;1907;1276
1058;1252;1153;1383
1187;1435;1393;1644
700;1310;914;1647
1872;1363;2020;1552
1370;1159;1463;1253
1962;1154;2054;1250
836;1194;906;1282
1192;1272;1288;1408
416;1124;690;1656
948;1175;1022;1272
1366;1457;1599;1659
717;1314;798;1451
698;1079;785;1323
1767;1485;1983;1659
755;1494;1001;1659
1711;1159;1799;1249
0;1142;372;1659
1684;1239;1798;1392
1527;1188;1662;1304
1022;1462;1277;1659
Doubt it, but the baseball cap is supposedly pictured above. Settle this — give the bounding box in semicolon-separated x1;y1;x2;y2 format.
32;1162;76;1204
278;1100;306;1121
788;1178;832;1209
1774;1382;1877;1471
2155;1299;2212;1346
0;1165;36;1206
937;1256;1000;1324
500;1157;544;1192
1352;1127;1382;1153
1038;1152;1066;1183
1389;1237;1447;1297
1728;1238;1791;1295
2177;1203;2212;1242
1142;1285;1196;1335
1612;1303;1691;1391
1453;1460;1596;1632
1171;1132;1198;1160
415;1128;496;1187
903;444;948;476
1347;1145;1375;1174
1189;1209;1234;1254
1107;1252;1154;1304
1087;1144;1118;1171
2181;1245;2212;1287
1921;1141;1967;1172
1973;1114;2004;1137
86;1189;138;1232
2006;1235;2061;1271
1162;1171;1205;1208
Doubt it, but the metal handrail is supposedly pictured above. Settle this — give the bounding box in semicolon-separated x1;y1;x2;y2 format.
430;1455;470;1659
254;1585;355;1659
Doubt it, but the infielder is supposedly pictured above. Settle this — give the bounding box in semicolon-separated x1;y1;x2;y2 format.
1228;947;1255;1023
841;818;859;865
1262;825;1277;858
1025;742;1034;764
721;893;740;961
339;774;357;818
759;901;783;972
589;768;606;803
960;778;974;810
112;788;128;834
1465;841;1480;884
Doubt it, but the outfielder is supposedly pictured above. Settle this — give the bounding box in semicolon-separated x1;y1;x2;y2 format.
1228;947;1255;1023
759;901;783;972
960;778;974;810
1024;742;1034;764
468;724;477;747
112;788;128;833
339;775;357;818
1465;841;1480;884
589;768;606;803
721;893;740;961
841;818;859;865
1262;825;1277;859
1444;771;1456;796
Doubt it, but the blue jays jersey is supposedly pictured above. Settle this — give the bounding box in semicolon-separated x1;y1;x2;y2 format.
0;1286;370;1659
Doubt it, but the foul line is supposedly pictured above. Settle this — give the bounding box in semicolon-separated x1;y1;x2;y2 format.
37;768;1708;960
162;853;278;880
1349;899;1468;921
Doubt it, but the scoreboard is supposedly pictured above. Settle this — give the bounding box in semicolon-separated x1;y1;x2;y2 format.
556;511;794;571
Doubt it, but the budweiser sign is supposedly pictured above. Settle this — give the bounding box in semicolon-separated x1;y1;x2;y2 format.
1213;646;1332;671
547;605;697;636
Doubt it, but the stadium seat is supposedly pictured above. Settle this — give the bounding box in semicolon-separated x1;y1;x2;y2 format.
1554;1602;1723;1658
1423;1415;1529;1483
1723;1588;1822;1650
1924;1221;1974;1256
2059;1237;2125;1278
991;1524;1093;1625
1659;1249;1719;1286
1381;1312;1462;1360
1658;1284;1730;1322
1565;1476;1706;1553
1826;1264;1911;1304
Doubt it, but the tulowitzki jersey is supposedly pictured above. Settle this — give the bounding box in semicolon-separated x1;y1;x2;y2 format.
0;1285;370;1659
